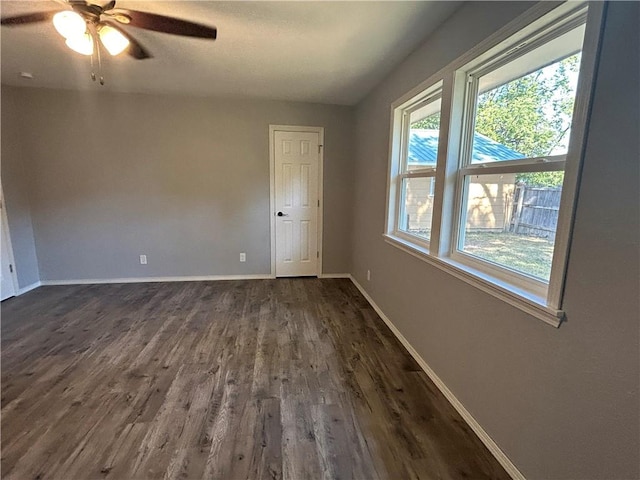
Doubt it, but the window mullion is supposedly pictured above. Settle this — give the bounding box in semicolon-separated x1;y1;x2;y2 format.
432;70;469;258
451;74;480;256
429;72;453;255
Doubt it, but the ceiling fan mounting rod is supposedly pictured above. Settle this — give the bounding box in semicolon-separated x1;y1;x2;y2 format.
67;1;106;22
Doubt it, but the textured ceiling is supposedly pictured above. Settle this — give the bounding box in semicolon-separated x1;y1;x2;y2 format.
0;1;461;105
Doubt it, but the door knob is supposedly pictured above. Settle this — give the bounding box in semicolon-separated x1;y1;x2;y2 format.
277;211;289;217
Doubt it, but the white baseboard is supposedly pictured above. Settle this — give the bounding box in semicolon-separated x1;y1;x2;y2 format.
40;273;353;286
16;281;41;295
40;274;273;286
318;273;351;279
348;274;525;480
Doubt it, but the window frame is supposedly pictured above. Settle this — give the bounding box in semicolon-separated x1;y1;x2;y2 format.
384;1;605;327
389;82;443;250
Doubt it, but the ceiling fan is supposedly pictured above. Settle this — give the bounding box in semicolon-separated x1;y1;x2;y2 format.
0;0;217;62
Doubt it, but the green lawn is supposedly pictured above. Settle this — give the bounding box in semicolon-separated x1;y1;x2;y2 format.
403;229;555;280
463;231;554;280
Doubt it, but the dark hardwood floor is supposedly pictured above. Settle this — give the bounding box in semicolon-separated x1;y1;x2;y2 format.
1;278;509;480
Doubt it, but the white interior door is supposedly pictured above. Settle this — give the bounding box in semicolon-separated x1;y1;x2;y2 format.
1;197;17;301
274;130;320;277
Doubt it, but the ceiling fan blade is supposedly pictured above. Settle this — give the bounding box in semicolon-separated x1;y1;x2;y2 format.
123;10;217;39
102;21;152;60
1;11;57;26
103;0;117;12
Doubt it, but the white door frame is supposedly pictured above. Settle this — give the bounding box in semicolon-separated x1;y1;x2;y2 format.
269;125;324;278
0;184;20;297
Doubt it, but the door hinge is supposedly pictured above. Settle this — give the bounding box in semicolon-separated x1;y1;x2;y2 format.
317;251;319;258
318;145;323;153
9;264;13;273
317;200;320;207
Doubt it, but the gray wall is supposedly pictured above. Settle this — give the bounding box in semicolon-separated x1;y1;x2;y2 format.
1;90;40;288
2;87;354;280
2;2;638;479
350;2;639;480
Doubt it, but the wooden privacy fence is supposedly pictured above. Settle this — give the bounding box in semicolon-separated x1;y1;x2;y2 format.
404;178;562;237
507;184;562;240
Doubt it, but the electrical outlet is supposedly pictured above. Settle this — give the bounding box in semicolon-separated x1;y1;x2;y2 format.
140;254;147;265
367;269;371;281
239;252;246;263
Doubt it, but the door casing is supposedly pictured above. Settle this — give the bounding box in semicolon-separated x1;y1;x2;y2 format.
0;184;19;300
269;125;324;278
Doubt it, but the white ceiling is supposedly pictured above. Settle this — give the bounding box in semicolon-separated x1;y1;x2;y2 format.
0;1;461;105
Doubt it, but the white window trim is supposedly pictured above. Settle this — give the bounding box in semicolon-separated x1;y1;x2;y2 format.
384;1;606;327
390;82;443;251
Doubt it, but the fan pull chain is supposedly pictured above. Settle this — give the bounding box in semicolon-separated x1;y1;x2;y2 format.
88;27;105;86
96;35;105;86
90;46;96;82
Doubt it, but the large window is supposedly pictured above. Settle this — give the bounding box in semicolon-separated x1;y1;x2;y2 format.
385;2;602;326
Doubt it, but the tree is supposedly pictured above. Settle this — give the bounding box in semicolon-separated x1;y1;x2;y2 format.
412;113;440;130
411;54;580;187
474;54;580;187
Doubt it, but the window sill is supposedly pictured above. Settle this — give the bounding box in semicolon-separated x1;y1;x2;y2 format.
383;234;564;328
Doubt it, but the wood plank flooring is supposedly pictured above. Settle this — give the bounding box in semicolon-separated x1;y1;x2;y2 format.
1;279;509;479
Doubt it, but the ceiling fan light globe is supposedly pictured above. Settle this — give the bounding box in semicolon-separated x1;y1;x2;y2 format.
65;33;94;56
99;25;130;56
53;11;86;39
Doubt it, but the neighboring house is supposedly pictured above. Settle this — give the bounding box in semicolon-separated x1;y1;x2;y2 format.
404;129;524;234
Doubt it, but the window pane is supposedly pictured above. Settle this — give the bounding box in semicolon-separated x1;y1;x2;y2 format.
460;172;564;281
472;53;582;164
400;177;436;242
407;106;441;171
